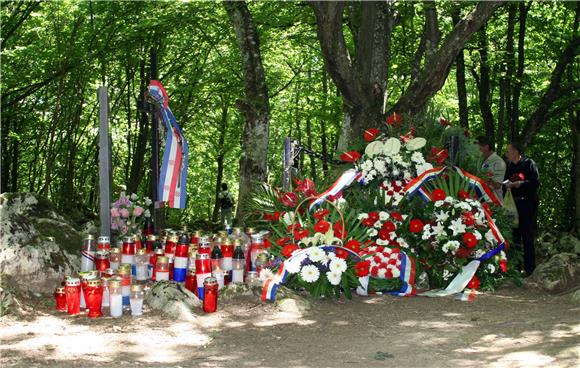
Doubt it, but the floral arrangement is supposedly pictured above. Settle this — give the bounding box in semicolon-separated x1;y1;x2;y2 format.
110;192;151;237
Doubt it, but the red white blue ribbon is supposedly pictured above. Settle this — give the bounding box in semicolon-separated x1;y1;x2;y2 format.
453;167;501;206
148;81;189;209
390;252;416;297
308;169;362;210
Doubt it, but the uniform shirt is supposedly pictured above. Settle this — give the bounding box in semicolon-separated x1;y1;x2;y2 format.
481;152;506;201
218;190;233;209
505;157;540;202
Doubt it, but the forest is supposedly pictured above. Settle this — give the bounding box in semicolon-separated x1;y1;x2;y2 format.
1;0;579;233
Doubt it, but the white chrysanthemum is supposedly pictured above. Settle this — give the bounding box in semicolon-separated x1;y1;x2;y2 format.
308;247;326;262
358;213;369;220
444;196;454;204
374;220;383;229
403;171;412;180
144;197;152;206
391;154;404;164
326;270;342;286
144;209;151;218
367;229;378;237
398;239;409;248
376;239;387;246
300;265;320;283
379;211;389;221
391;267;401;278
286;259;302;274
474;249;486;258
448;218;466;236
130;193;138;201
377;268;387;278
442;240;460;254
486;264;496;273
434;200;445;208
484;230;497;244
411;151;425;163
443;269;452;280
374;160;386;174
329;258;347;273
392;168;400;177
361;160;373;171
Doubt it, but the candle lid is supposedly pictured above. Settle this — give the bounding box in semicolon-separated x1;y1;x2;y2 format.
66;277;80;286
197;253;210;260
136;248;147;256
178;233;189;244
187;268;196;276
233;227;242;233
85;234;95;240
222;238;233;246
98;236;110;243
123;235;134;243
193;230;202;237
233;239;241;246
117;265;132;275
87;279;101;287
168;235;179;243
134;234;142;241
247;271;258;278
157;256;169;263
204;276;217;286
154;248;165;255
147;234;157;241
96;250;110;259
55;287;65;293
104;268;115;275
130;284;143;292
108;278;122;288
246;227;255;234
110;247;121;254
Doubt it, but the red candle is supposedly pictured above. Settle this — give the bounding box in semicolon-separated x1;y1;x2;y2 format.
85;279;103;318
146;234;157;253
134;235;143;251
97;236;111;251
195;253;211;274
151;248;164;281
190;230;201;245
203;277;218;313
65;277;81;315
165;234;178;255
122;237;135;255
95;251;110;273
54;287;67;311
185;268;197;294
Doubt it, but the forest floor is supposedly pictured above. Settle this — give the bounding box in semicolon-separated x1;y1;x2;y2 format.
1;283;579;368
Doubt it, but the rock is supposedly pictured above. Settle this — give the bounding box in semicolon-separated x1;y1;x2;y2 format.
0;193;82;293
274;286;312;312
145;281;201;321
525;253;580;293
558;234;580;255
570;289;580;304
220;283;262;301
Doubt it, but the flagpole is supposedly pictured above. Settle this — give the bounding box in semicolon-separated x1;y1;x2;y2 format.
150;48;162;233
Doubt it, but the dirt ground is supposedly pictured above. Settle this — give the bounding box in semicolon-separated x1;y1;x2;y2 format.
1;285;579;368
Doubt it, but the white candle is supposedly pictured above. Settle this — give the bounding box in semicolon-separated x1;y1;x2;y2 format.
102;286;110;307
110;261;120;270
130;298;143;316
156;271;169;281
213;271;224;289
109;294;122;317
222;258;233;272
136;265;148;281
232;269;244;284
80;289;86;309
121;254;134;265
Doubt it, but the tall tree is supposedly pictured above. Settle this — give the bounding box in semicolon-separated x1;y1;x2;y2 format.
224;1;271;221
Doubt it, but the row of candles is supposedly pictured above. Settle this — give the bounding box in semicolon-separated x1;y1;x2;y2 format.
56;227;269;317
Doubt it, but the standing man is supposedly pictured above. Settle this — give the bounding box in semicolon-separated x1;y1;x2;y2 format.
218;183;234;227
505;142;540;276
477;136;506;203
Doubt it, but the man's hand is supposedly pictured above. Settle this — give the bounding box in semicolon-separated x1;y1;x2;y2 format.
506;181;522;189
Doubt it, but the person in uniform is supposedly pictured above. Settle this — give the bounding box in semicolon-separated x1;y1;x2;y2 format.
504;142;540;276
477;136;506;203
218;183;234;227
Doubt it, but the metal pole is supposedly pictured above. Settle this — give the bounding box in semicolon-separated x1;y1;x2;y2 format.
282;137;292;191
150;48;162;232
97;86;111;237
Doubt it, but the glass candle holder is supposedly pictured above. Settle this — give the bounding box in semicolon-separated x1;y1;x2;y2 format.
85;278;103;318
165;234;178;255
203;277;218;313
97;236;111;251
155;256;170;281
65;277;81;315
151;248;164;281
101;277;110;307
135;249;149;281
250;234;264;271
246;271;259;286
95;250;110;274
146;234;157;253
54;287;67;312
232;241;246;284
108;278;123;318
185;268;197;294
130;284;145;317
117;264;132;307
109;247;121;270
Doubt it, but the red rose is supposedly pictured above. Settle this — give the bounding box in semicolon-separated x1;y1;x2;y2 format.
333;221;347;239
463;212;476;226
282;243;299;258
463;232;477;248
313;209;330;221
382;221;396;233
458;190;470;200
432;189;446;201
363;128;380;142
345;239;361;253
499;260;508;273
340;151;361;163
455;247;472;259
467;275;480;290
279;192;298;207
390;212;403;222
293;229;310;241
386;112;403;126
313;220;331;233
378;229;391;241
335;248;349;259
276;237;290;246
409;219;424;233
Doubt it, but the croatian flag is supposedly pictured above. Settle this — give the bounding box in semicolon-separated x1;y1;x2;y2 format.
148;81;189;209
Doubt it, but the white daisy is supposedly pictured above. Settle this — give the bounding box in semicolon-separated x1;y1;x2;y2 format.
285;258;302;274
487;264;496;273
326;270;342;286
329;258;347;273
300;265;320;283
308;247;326;262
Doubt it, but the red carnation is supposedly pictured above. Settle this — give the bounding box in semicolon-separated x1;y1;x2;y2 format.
432;189;446;201
463;232;478;248
386;112;403;126
378;229;391;241
455;247;472;259
313;209;330;221
409;219;424;233
282;243;299;258
382;221;396;233
277;237;290;246
314;220;331;233
279;192;299;207
333;221;347;239
363;128;380;142
391;248;400;253
463;212;476;226
467;275;480;290
499;260;508;273
362;217;375;227
368;212;380;221
293;229;310;241
335;248;349;259
390;212;403;222
287;224;300;232
345;239;361;253
458;190;470;200
340;151;361;163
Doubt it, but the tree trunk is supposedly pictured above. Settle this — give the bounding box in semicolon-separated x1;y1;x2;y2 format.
518;2;579;148
10;121;19;192
452;10;469;129
473;27;496;148
1;117;11;193
224;1;271;222
570;107;580;235
510;2;529;136
505;4;517;141
320;70;329;176
212;104;228;223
